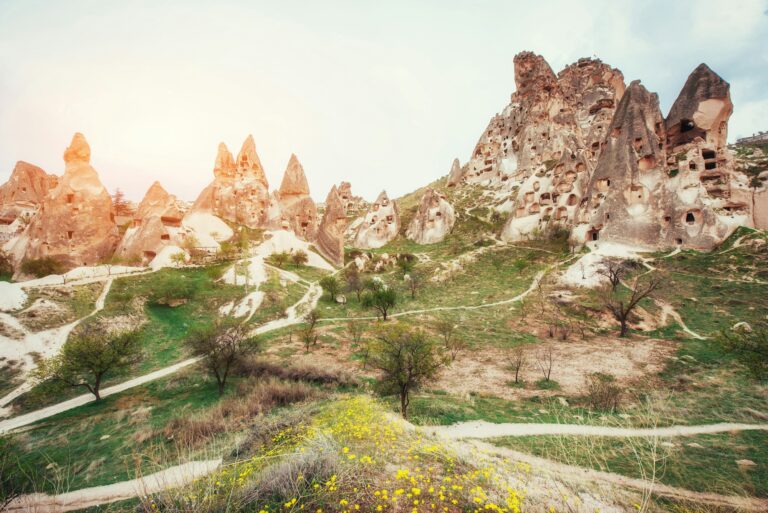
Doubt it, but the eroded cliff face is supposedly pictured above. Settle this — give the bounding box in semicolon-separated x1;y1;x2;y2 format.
190;136;271;228
276;154;318;241
453;51;753;250
406;188;455;244
572;65;749;250
0;161;58;240
316;185;347;267
115;181;186;263
353;191;400;249
11;133;119;267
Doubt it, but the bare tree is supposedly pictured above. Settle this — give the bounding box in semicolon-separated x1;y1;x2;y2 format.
345;321;365;347
300;310;320;351
596;258;628;291
405;269;423;299
536;345;554;382
433;318;466;362
603;276;661;337
344;266;364;301
186;319;260;395
508;345;527;384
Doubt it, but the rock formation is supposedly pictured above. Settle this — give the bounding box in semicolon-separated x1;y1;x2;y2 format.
451;51;753;250
115;181;186;263
316;185;347;266
489;54;625;240
446;158;465;187
0;161;58;240
276;154;318;240
337;181;366;213
190;136;271;228
406;188;455;244
10;133;119;268
572;65;749;250
353;191;400;249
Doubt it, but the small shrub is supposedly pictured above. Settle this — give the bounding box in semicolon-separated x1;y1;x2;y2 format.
584;372;622;411
535;378;560;390
21;257;65;278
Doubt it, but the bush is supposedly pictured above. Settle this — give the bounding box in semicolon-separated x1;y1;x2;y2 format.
236;357;355;386
719;323;768;381
164;378;316;447
535;378;560;390
150;272;201;306
584;372;622;411
21;257;65;278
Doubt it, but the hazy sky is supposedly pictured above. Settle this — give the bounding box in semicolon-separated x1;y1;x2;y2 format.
1;1;766;203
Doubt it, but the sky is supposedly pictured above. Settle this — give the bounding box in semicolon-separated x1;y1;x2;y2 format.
1;0;767;203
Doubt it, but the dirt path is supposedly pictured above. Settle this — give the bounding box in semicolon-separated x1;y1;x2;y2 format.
0;278;321;434
468;440;768;512
655;299;706;340
5;459;222;512
0;278;114;414
425;420;768;439
318;270;544;323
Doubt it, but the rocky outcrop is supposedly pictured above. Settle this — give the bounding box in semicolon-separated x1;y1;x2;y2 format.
452;51;752;250
0;161;58;238
316;185;347;266
463;53;625;241
115;181;186;263
571;65;749;250
353;191;400;249
446;158;465;187
406;188;455;244
11;133;119;268
276;154;318;241
190;136;271;228
337;182;366;213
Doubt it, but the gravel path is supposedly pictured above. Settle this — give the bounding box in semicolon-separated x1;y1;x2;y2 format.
425;420;768;439
5;459;222;512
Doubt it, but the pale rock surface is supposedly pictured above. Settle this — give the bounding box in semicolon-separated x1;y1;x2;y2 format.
337;181;366;213
0;162;58;240
353;191;400;249
181;211;233;248
445;158;465;187
115;181;186;263
316;185;347;267
189;136;270;228
406;188;455;244
276;154;318;240
254;230;334;270
9;133;118;269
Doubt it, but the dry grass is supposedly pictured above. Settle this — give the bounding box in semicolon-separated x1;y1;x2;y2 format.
236;357;357;387
164;378;317;447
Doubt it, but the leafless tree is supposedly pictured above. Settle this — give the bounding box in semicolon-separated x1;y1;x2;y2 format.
508;345;527;384
434;318;466;362
603;276;661;337
596;258;628;291
536;345;554;381
345;321;365;348
300;311;320;351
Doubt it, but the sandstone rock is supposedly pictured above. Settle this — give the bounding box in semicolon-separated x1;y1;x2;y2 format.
571;65;747;250
337;181;366;213
452;51;752;249
276;154;318;241
0;161;58;240
115;181;186;263
463;53;625;241
406;188;455;244
12;133;119;268
353;191;400;249
446;158;465;187
316;185;347;267
189;136;270;228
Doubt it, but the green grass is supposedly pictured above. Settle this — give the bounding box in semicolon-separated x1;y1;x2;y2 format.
9;368;223;493
493;430;768;497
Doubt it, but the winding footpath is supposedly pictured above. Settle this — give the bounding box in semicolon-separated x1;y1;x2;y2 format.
469;440;768;512
0;278;114;414
6;459;222;512
426;420;768;439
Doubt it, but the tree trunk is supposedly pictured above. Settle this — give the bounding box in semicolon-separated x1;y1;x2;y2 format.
619;318;628;337
400;386;409;419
